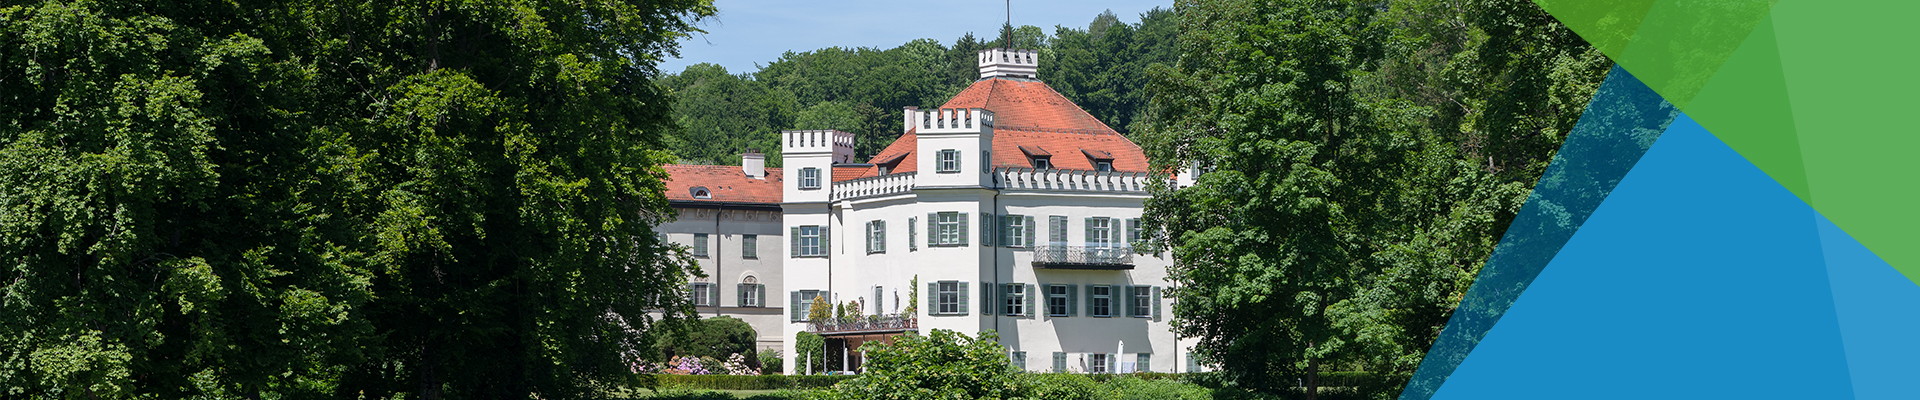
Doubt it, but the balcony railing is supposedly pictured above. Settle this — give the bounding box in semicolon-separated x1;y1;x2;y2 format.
994;167;1149;193
808;314;918;335
831;171;917;201
1030;245;1135;269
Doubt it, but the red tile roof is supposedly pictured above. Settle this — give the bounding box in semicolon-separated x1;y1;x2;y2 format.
663;164;783;204
853;78;1149;178
832;165;869;183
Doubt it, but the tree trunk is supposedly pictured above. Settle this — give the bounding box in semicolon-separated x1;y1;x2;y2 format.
1306;357;1319;400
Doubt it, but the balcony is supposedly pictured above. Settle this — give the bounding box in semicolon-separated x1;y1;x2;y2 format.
832;171;916;201
808;314;918;335
1030;246;1135;269
993;167;1149;193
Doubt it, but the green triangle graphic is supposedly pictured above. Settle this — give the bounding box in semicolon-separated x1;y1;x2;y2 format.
1680;13;1809;202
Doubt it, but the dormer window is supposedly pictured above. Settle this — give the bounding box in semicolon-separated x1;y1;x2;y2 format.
1082;149;1116;172
1033;158;1052;169
690;186;711;199
1019;145;1053;170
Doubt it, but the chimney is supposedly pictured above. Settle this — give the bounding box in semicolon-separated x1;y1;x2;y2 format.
741;151;766;179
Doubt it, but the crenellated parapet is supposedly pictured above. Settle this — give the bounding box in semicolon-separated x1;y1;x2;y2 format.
978;48;1038;80
905;108;994;135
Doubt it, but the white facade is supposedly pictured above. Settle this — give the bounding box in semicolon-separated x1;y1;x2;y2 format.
780;119;1199;375
657;206;786;353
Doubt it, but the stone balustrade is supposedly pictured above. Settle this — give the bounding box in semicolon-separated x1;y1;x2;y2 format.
992;167;1149;193
831;171;917;200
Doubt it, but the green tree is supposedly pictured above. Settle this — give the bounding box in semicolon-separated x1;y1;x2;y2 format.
0;0;713;397
807;294;832;323
820;330;1023;400
1140;0;1606;398
660;63;797;166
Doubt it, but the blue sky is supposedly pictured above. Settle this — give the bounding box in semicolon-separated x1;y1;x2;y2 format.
659;0;1175;75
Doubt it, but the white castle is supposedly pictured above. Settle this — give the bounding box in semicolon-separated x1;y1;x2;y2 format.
658;48;1202;375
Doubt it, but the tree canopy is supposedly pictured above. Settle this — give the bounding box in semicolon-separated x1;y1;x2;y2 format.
1;0;712;397
1138;0;1608;398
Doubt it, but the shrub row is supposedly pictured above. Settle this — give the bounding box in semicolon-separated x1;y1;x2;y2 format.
646;374;855;390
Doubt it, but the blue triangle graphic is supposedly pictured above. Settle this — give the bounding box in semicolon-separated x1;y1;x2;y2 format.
1819;214;1920;400
1429;115;1854;399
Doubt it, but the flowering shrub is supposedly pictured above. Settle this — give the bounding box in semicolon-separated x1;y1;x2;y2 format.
725;353;761;375
661;355;711;375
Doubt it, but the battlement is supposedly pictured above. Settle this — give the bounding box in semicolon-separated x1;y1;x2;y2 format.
782;130;854;154
979;48;1038;80
906;108;994;135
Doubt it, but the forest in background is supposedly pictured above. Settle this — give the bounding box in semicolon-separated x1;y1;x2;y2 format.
662;9;1175;167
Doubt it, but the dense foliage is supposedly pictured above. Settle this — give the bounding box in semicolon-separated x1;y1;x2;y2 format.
0;0;712;397
662;9;1178;166
818;329;1023;400
1138;0;1609;398
657;316;762;371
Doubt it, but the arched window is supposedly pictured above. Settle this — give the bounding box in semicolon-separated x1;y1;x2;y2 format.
690;186;711;199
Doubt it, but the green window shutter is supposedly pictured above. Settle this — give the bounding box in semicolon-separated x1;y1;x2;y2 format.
864;221;872;254
1138;354;1152;373
927;282;937;315
710;284;721;307
983;283;995;316
820;226;829;255
878;221;886;252
1024;216;1036;248
981;213;993;247
909;217;917;251
1053;352;1067;372
1128;218;1140;245
790;227;800;257
957;281;970;316
927;213;937;247
1152;286;1163;320
757;285;767;308
957;212;969;247
790;291;803;321
1084;217;1096;246
1067;285;1079;317
738;284;747;307
1025;284;1037;317
1124;285;1136;318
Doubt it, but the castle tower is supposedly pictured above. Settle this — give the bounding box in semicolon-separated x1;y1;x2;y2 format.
904;107;995;188
781;129;855;203
978;48;1038;80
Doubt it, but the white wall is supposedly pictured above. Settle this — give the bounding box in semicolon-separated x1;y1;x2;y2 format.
656;207;788;353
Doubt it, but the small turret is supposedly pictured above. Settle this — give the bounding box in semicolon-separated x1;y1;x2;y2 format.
978;48;1038;80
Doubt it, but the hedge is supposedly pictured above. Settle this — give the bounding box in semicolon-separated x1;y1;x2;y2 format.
646;374;855;390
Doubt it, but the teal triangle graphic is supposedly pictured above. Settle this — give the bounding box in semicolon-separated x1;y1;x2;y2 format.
1429;115;1854;399
1399;65;1679;400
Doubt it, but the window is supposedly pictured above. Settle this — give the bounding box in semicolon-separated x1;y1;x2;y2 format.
690;186;711;199
1032;157;1052;169
800;167;821;189
1048;285;1070;316
1049;216;1068;246
937;281;960;315
1000;215;1032;248
1009;351;1027;369
930;212;967;247
1136;354;1152;373
878;165;891;175
1090;285;1112;317
908;217;918;251
1003;283;1026;316
1187;353;1202;373
795;226;823;257
937;149;960;173
693;233;709;257
1086;217;1113;248
690;282;713;306
982;150;991;173
739;278;763;307
1132;286;1153;317
1095;161;1113;172
791;289;822;321
866;220;887;254
742;234;758;259
1090;353;1110;373
1053;352;1068;373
